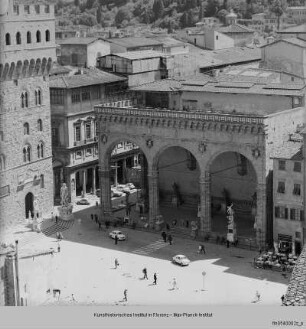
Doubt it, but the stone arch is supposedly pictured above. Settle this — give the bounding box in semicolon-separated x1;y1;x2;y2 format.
41;57;47;75
35;58;41;75
25;192;34;218
2;63;10;80
15;60;23;78
0;64;3;79
8;62;15;79
5;33;11;46
46;57;52;73
22;60;29;77
152;142;205;173
29;59;35;76
101;136;150;170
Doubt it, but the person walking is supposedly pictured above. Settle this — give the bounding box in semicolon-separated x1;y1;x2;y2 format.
255;291;261;302
115;258;119;269
281;295;285;304
123;289;128;302
143;267;148;280
153;273;157;285
226;240;230;248
172;278;178;290
57;243;61;253
161;231;167;243
55;215;58;224
198;244;206;254
98;221;102;231
115;234;118;245
95;215;98;224
91;214;94;221
168;234;173;245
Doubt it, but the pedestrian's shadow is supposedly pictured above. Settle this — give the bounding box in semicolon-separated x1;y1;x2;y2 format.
148;283;155;286
168;288;175;291
139;277;146;280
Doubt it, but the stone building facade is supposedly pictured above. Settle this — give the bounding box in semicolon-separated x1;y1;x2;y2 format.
95;69;306;249
0;0;56;238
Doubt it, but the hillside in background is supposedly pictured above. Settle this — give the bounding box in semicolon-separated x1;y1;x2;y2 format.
55;0;295;30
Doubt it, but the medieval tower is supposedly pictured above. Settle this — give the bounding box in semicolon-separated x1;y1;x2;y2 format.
0;0;56;240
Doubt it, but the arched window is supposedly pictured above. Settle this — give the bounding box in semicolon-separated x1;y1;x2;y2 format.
23;145;31;163
36;30;41;43
16;32;21;45
45;30;50;42
0;154;5;171
37;119;43;131
37;142;44;158
27;31;31;44
21;92;29;108
35;89;42;105
24;122;29;135
5;33;11;45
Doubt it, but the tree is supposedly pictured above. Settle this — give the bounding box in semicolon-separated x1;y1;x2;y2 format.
74;0;80;6
217;9;229;24
205;0;219;17
153;0;164;20
96;5;102;23
270;0;286;29
115;7;131;27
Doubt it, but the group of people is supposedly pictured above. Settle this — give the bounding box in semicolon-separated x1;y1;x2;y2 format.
91;213;102;231
161;231;173;244
254;250;297;273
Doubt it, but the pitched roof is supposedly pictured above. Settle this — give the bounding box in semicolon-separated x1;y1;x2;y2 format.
270;141;303;160
218;23;254;34
58;37;105;46
108;37;163;49
277;23;306;33
261;37;306;48
130;79;183;92
49;69;126;89
107;50;163;60
152;36;187;48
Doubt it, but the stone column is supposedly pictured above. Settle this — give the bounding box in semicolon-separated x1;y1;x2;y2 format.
199;172;211;235
122;159;127;184
114;162;118;187
148;170;159;226
92;167;96;193
256;183;266;249
99;168;112;222
82;170;86;196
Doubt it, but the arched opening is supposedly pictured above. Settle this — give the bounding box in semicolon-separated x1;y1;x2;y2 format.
27;31;31;44
36;30;41;43
6;33;11;46
45;29;50;42
23;122;29;135
157;146;200;234
37;119;43;131
210;151;257;241
25;192;34;218
106;140;147;226
16;32;21;45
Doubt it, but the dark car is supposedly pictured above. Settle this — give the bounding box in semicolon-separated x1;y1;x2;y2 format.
76;198;90;205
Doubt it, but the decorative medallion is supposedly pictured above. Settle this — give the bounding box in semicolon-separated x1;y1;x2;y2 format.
101;134;108;144
198;141;207;153
146;139;153;148
252;148;260;159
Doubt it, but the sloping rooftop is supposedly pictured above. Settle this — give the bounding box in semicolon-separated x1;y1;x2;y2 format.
277;23;306;33
130;71;306;96
152;36;187;47
49;69;126;89
58;37;104;45
218;23;255;34
131;79;183;92
261;37;306;48
108;37;163;49
106;50;164;60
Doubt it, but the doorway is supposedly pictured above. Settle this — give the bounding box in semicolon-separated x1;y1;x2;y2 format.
25;192;34;218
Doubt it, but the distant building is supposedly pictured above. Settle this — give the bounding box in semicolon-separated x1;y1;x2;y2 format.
58;37;111;68
196;17;220;28
107;37;163;53
55;28;76;41
97;50;173;87
286;7;306;24
49;69;128;202
277;24;306;40
151;36;189;55
271;134;304;256
217;23;255;46
186;28;234;50
225;9;238;26
261;38;306;80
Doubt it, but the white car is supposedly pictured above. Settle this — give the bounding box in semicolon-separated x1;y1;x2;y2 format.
109;230;126;241
172;255;190;266
126;183;135;190
111;188;124;197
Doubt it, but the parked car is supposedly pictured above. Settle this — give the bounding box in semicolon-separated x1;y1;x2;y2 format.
109;230;126;241
126;183;136;190
76;198;90;205
172;255;190;266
